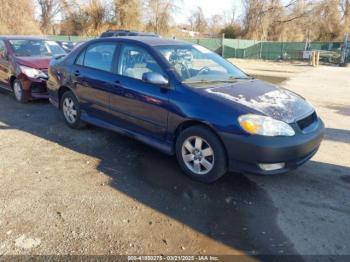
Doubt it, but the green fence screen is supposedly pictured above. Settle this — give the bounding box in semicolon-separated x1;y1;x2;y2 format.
48;35;96;42
181;38;345;61
47;35;348;62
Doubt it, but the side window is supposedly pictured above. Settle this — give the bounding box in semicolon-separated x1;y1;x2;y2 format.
118;45;165;81
77;42;117;72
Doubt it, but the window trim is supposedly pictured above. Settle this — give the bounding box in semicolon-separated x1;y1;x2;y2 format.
74;41;119;74
75;48;85;66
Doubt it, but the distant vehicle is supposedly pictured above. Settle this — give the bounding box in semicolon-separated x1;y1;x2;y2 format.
100;30;159;38
0;36;66;103
56;41;76;52
47;37;324;183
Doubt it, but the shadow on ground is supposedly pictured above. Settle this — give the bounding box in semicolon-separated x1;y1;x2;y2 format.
0;92;348;257
324;128;350;144
326;105;350;117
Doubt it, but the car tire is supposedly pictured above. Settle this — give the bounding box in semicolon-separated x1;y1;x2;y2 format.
60;91;86;129
176;125;227;183
13;79;28;103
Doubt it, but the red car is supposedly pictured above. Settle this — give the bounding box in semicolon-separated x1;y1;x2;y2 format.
0;36;66;103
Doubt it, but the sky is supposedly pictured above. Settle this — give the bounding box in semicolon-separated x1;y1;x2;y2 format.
176;0;244;24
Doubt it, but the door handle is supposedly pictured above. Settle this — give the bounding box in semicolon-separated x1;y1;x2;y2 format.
105;80;121;87
74;70;80;76
125;93;134;99
112;80;121;86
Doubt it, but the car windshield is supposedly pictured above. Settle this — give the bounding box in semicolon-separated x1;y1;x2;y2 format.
9;39;66;57
156;44;249;84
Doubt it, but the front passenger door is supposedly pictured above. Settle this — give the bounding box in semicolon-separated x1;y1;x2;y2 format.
109;44;170;140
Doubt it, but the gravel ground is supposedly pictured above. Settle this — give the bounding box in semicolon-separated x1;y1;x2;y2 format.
0;61;349;258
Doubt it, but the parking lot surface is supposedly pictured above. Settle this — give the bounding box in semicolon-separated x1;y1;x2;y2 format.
0;62;349;258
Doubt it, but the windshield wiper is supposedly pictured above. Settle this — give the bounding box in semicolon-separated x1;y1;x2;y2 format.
184;79;238;84
228;76;254;80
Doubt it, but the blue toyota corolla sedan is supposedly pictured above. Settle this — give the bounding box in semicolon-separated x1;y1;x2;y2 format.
47;37;324;183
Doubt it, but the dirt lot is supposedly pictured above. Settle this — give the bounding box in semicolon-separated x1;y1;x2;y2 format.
0;60;349;258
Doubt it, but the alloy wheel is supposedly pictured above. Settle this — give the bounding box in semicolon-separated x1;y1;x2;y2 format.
62;97;78;124
181;136;215;175
13;81;22;101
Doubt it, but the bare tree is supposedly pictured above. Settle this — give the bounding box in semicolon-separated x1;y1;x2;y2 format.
188;6;207;33
145;0;179;34
223;3;237;26
85;0;107;34
316;0;343;40
60;0;107;36
0;0;41;35
187;15;195;31
36;0;61;34
242;0;317;41
60;0;87;35
242;0;267;40
208;14;224;35
340;0;350;34
113;0;142;30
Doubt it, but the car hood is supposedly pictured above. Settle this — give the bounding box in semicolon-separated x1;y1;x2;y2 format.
202;79;314;123
15;56;51;69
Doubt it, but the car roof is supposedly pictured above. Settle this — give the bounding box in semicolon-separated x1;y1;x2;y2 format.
103;30;155;34
0;35;47;41
98;36;192;47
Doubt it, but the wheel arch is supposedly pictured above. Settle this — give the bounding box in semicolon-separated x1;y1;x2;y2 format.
58;86;73;109
9;76;16;89
173;120;229;164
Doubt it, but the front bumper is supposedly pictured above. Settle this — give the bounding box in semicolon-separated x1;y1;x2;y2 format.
19;75;49;100
220;119;325;175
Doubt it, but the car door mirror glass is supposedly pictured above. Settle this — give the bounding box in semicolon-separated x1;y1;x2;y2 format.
142;72;169;86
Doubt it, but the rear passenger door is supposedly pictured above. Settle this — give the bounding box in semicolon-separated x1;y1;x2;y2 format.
73;41;119;120
109;43;170;140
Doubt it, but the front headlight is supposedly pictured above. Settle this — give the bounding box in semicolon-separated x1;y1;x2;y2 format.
238;114;295;136
19;65;47;79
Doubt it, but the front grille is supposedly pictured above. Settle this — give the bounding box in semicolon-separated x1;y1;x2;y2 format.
31;83;46;93
297;112;317;130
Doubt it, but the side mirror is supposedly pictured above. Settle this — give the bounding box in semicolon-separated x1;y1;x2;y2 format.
142;72;169;87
